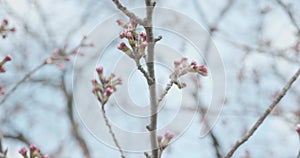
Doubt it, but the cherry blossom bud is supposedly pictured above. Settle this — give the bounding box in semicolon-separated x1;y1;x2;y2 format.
157;135;163;143
129;19;138;28
198;65;208;76
125;31;133;39
41;155;50;158
140;41;148;49
105;87;114;96
164;131;175;141
56;62;64;69
19;147;27;156
2;19;8;26
96;67;103;74
64;57;71;61
140;32;147;41
91;79;98;85
296;124;300;135
116;19;126;27
10;27;16;32
30;144;37;151
4;54;12;61
0;67;6;73
118;42;127;51
174;61;180;67
45;58;53;64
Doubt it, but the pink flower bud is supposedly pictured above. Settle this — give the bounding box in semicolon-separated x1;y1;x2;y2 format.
125;31;133;39
164;131;175;140
4;54;12;61
10;27;16;32
180;57;188;64
105;87;114;96
118;42;127;51
41;155;50;158
116;19;126;26
64;57;71;61
157;135;163;143
45;58;53;64
129;19;138;28
30;144;37;151
0;67;6;73
19;147;27;156
174;61;180;67
198;65;208;76
140;32;147;41
296;124;300;135
96;67;103;74
91;79;98;85
2;19;8;26
140;41;148;49
56;62;64;69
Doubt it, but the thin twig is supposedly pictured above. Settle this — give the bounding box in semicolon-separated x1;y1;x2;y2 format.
3;133;30;146
0;62;46;105
111;0;144;25
136;61;153;85
224;67;300;158
101;106;125;158
154;36;162;43
158;81;174;104
144;152;151;158
61;73;91;158
275;0;300;34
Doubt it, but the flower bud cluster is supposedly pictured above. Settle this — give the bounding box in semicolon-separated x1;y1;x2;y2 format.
19;144;50;158
45;36;93;69
117;19;147;61
169;57;208;88
157;131;175;150
91;66;122;105
0;19;16;39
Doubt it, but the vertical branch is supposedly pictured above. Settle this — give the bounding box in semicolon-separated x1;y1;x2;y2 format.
144;0;159;158
224;68;300;158
61;73;91;158
100;107;125;158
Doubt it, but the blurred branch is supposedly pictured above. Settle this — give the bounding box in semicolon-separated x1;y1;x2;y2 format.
194;0;236;58
224;67;300;158
61;73;91;158
0;62;46;105
275;0;300;34
3;133;31;146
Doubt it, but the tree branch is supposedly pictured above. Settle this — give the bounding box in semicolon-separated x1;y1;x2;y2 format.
0;62;46;105
61;73;91;158
224;67;300;158
111;0;144;25
101;106;125;158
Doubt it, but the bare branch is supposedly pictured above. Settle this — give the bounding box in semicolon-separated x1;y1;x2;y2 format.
61;73;91;158
158;81;174;104
0;62;46;105
101;106;125;158
224;67;300;158
111;0;144;25
275;0;300;34
136;61;154;85
3;133;31;146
